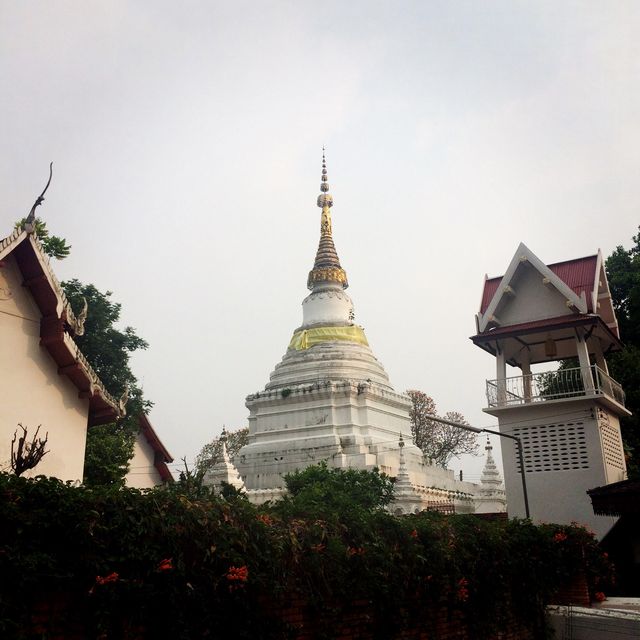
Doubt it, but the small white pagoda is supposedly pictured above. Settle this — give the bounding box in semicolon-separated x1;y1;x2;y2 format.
204;428;246;494
474;437;507;514
235;153;478;512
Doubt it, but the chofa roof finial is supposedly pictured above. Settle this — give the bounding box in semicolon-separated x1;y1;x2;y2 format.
25;162;53;229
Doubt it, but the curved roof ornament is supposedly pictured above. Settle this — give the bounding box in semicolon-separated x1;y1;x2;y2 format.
25;162;53;230
118;384;129;417
75;297;89;336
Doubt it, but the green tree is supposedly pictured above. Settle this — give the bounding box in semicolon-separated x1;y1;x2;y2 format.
406;390;479;467
279;461;395;519
63;280;151;486
195;427;249;475
605;227;640;479
15;217;71;259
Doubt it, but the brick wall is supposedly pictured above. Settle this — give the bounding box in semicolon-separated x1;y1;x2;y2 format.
27;574;591;639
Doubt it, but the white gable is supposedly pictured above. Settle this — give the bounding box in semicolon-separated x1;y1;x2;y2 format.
478;243;587;332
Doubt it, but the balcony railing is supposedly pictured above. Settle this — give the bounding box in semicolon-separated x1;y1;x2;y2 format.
486;365;626;409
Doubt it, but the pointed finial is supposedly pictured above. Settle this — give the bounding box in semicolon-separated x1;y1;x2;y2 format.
220;426;228;442
317;148;332;206
307;149;348;290
399;432;405;448
26;162;53;228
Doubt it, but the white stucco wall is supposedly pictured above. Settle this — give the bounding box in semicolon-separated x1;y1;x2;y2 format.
125;431;164;489
488;398;620;539
301;288;354;327
0;255;89;482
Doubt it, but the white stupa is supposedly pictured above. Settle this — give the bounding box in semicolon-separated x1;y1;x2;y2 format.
205;428;247;494
474;437;507;514
235;152;479;511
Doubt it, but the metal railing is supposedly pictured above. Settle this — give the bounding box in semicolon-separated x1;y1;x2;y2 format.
486;365;626;409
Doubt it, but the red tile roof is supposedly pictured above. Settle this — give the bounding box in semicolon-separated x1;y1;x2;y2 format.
480;255;598;314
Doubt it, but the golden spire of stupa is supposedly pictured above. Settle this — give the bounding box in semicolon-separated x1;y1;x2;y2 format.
307;149;348;290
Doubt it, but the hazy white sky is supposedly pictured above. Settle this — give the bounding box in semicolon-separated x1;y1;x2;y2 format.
2;1;638;481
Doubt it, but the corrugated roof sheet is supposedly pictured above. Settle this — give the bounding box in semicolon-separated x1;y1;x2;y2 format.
479;255;598;314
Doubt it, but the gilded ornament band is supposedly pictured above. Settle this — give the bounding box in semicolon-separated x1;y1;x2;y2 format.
307;267;348;289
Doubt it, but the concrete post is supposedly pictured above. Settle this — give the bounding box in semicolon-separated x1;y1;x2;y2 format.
496;342;507;406
591;338;612;396
591;338;609;375
521;350;532;402
575;333;595;392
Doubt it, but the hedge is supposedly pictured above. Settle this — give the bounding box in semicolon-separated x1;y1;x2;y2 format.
0;473;611;638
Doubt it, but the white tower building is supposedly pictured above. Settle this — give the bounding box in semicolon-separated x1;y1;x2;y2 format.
236;153;477;510
472;243;629;538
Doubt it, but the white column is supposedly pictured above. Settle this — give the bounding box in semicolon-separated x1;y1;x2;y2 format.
496;342;507;406
591;338;612;396
521;350;532;402
591;338;609;375
575;333;595;392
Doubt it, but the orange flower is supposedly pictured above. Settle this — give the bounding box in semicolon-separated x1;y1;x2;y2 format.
311;544;326;553
553;531;568;543
347;546;365;557
256;514;274;526
226;565;249;582
158;558;173;571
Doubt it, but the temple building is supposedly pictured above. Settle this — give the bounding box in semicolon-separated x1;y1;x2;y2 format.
472;243;629;538
0;222;121;481
233;153;482;512
0;178;172;486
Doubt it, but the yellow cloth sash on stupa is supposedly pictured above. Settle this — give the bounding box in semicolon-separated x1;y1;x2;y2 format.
288;326;369;351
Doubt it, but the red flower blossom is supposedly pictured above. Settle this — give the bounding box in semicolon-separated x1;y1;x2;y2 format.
553;531;568;543
594;591;606;602
89;572;119;594
410;529;418;539
456;577;469;602
311;544;326;553
158;558;173;571
226;565;249;582
347;546;365;557
256;514;274;526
